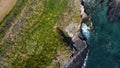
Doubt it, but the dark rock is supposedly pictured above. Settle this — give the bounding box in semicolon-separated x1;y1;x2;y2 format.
62;28;89;68
57;28;75;51
57;27;89;68
107;0;120;22
99;0;104;4
56;0;90;67
65;36;88;68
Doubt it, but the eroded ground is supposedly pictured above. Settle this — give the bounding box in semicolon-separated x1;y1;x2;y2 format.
0;0;16;21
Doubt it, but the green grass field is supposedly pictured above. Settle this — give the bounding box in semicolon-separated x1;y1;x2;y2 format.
0;0;70;68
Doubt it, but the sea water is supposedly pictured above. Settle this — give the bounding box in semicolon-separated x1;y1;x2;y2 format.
83;0;120;68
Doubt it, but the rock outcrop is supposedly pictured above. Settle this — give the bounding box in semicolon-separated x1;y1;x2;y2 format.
82;0;120;22
56;0;89;68
107;0;119;21
65;32;88;68
107;0;120;22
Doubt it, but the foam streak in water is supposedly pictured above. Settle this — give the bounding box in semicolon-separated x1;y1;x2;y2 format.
82;50;89;68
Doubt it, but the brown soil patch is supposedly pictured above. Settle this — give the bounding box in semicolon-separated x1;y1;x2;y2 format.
0;0;17;22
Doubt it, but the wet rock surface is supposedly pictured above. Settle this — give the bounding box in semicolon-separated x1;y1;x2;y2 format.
108;0;120;22
65;32;88;68
82;0;120;22
107;0;119;21
57;28;88;68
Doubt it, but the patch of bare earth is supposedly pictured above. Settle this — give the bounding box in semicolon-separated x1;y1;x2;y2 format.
0;0;17;22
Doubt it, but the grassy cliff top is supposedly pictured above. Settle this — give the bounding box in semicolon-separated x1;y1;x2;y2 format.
0;0;71;68
0;0;82;67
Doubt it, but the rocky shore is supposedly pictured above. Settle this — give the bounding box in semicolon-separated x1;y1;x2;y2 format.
64;31;89;68
107;0;120;22
56;0;91;68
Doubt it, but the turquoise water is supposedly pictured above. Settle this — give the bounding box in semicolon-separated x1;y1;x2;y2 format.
84;0;120;68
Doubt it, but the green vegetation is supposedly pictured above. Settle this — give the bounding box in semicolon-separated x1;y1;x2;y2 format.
85;19;93;31
0;0;70;68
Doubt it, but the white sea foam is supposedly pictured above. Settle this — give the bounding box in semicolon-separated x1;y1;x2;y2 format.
82;50;89;68
81;23;90;68
81;23;90;39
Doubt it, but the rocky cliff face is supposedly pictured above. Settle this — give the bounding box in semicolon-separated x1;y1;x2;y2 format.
56;0;90;68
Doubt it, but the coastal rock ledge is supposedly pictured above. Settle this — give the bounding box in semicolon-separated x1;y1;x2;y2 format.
56;0;89;68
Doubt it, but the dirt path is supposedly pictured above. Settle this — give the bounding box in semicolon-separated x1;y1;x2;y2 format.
0;0;17;22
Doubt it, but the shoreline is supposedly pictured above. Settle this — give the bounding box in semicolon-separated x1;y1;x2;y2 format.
63;0;91;67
